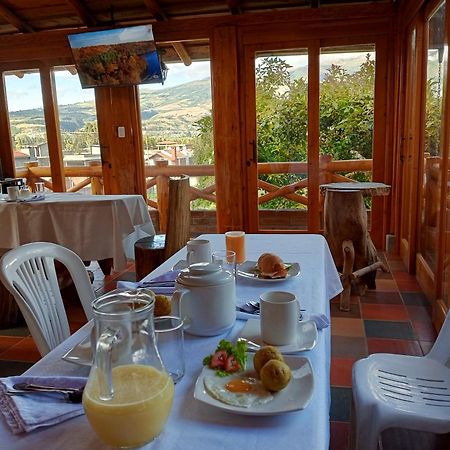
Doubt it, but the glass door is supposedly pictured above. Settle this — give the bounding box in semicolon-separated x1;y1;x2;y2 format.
245;41;379;237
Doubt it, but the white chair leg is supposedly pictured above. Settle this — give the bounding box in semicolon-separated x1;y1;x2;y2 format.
355;406;381;450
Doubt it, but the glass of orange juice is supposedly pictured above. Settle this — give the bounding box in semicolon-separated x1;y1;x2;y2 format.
225;231;246;264
83;289;174;448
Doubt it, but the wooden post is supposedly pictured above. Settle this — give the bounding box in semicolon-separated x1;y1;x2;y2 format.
340;240;355;311
24;161;39;191
89;160;103;195
155;159;169;233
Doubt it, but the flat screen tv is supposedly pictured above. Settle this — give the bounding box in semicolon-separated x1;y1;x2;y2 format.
68;25;166;88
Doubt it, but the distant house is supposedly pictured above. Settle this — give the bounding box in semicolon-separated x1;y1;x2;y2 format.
145;140;192;165
13;149;31;167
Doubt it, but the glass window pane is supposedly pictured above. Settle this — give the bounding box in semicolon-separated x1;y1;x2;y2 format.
4;71;47;172
255;50;309;231
138;60;213;230
54;66;100;194
420;1;446;271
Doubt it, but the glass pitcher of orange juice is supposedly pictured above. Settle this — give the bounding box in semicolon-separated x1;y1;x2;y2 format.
83;289;174;448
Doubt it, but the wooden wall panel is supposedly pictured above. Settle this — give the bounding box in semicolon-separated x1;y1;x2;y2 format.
211;25;245;232
308;41;320;233
94;86;146;197
0;73;14;177
40;67;65;191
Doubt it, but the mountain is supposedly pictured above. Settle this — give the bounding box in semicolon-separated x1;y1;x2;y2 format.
9;78;213;137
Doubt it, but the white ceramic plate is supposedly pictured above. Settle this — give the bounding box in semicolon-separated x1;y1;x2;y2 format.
62;334;93;366
194;353;314;415
172;260;188;271
237;261;300;281
239;318;317;354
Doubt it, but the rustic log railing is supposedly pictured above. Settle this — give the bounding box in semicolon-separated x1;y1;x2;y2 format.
15;155;373;213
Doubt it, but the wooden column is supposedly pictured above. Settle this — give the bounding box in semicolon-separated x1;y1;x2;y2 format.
155;159;169;233
0;72;14;177
94;86;146;196
88;160;104;194
211;25;245;232
40;67;66;192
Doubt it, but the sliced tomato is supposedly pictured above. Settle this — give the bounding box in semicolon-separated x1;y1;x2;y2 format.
224;355;241;373
209;350;227;369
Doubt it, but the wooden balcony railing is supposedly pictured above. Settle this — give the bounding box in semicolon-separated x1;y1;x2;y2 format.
15;155;373;213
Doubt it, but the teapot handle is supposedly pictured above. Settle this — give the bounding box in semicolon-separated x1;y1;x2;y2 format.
171;288;192;329
95;329;120;401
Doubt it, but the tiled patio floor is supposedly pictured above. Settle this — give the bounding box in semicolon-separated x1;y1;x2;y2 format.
0;253;448;449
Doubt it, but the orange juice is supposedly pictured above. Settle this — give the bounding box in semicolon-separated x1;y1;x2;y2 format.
225;231;246;264
83;364;174;448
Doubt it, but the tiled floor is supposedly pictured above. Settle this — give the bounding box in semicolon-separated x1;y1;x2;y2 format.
0;253;447;449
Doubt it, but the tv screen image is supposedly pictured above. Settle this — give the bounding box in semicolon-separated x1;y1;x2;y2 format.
68;25;166;88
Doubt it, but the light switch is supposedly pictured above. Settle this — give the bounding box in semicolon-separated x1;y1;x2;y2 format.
117;126;126;138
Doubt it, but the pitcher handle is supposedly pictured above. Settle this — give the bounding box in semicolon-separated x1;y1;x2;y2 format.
171;288;192;329
96;328;119;401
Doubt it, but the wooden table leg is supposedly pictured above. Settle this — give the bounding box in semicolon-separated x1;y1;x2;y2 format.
98;258;113;276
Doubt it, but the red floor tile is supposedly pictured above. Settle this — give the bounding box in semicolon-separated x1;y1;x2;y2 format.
373;279;398;291
331;318;365;337
0;336;23;355
361;304;409;321
393;272;423;291
0;337;41;362
331;357;357;387
412;320;437;341
330;421;351;450
367;338;423;356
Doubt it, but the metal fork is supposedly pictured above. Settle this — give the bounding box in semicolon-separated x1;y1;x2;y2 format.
238;300;305;319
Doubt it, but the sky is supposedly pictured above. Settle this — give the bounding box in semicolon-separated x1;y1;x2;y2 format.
4;60;212;112
4;51;371;112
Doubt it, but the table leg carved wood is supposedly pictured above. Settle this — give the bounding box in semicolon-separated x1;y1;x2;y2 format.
321;183;390;311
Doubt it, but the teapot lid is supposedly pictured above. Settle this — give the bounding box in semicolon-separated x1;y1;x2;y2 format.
177;262;233;287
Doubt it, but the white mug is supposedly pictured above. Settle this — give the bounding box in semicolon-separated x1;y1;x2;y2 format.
7;186;19;201
260;291;300;345
186;239;212;265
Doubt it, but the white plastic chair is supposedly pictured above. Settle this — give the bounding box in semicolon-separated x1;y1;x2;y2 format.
352;310;450;450
0;242;95;356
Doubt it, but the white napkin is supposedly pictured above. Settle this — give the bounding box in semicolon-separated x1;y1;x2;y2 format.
17;194;45;202
117;270;180;295
0;376;86;434
235;310;330;330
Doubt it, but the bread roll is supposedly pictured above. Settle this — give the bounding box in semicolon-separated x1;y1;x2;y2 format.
257;253;288;278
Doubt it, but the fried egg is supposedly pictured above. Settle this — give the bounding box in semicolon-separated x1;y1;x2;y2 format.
204;375;274;408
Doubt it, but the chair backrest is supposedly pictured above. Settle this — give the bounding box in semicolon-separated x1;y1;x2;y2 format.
426;308;450;365
0;242;95;356
164;175;191;259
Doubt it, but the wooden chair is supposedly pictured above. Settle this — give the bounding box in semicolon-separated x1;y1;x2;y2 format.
135;175;191;280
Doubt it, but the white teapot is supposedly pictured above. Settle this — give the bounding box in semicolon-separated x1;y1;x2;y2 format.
172;263;236;336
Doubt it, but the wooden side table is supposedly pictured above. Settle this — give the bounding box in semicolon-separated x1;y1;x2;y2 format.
320;182;390;311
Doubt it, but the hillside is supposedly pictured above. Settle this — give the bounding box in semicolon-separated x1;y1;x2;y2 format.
9;78;213;137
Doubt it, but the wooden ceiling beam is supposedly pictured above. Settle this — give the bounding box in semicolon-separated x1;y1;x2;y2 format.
143;0;191;66
0;2;34;33
227;0;242;15
143;0;168;21
66;0;97;27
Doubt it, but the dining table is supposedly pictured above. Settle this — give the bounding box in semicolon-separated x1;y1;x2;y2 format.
0;233;342;450
0;192;155;272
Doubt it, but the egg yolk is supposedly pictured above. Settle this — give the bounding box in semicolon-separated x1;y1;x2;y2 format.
225;377;258;393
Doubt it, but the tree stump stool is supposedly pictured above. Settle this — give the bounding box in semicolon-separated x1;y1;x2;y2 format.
321;182;390;311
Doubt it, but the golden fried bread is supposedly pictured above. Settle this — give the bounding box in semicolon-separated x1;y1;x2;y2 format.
257;253;288;278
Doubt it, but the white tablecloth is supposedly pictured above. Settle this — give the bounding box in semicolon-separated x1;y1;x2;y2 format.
0;193;154;271
0;234;342;450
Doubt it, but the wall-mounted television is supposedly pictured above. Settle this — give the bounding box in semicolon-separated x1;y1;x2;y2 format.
68;25;166;88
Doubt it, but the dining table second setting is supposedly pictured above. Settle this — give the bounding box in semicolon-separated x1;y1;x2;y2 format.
0;233;342;450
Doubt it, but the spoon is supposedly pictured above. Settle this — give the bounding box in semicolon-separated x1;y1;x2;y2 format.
9;382;84;403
